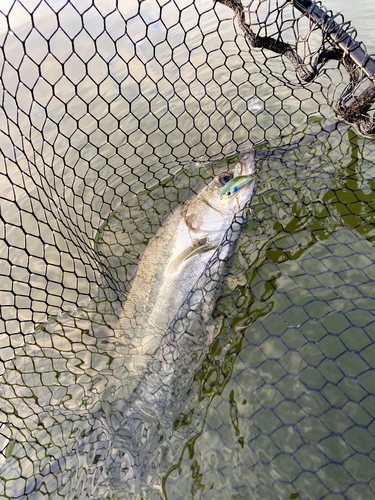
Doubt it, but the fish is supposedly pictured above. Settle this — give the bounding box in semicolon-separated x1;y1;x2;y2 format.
106;151;256;496
0;153;256;499
115;151;256;373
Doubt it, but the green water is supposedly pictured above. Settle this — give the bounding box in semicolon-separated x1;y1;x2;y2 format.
2;0;375;498
4;119;375;499
153;121;375;500
167;123;375;499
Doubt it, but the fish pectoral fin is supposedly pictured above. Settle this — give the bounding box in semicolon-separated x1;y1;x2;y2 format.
167;241;219;274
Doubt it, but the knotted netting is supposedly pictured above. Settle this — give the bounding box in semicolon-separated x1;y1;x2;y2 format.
1;0;375;498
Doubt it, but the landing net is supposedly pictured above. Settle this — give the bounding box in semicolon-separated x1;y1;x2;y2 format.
1;1;375;499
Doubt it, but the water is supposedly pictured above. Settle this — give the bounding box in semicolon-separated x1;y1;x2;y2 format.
166;121;375;499
328;0;375;54
2;0;375;498
3;118;375;499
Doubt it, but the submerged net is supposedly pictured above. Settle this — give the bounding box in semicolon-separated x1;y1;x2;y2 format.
1;0;375;499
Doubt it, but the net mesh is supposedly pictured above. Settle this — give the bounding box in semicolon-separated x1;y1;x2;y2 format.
1;0;375;499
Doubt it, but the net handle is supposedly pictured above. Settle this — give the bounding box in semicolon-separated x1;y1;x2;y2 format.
293;0;375;82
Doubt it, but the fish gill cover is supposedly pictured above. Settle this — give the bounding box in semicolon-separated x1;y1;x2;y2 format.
1;1;375;499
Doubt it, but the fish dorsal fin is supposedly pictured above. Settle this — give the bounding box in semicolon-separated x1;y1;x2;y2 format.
167;241;219;275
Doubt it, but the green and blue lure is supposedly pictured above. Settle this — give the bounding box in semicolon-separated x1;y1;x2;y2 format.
220;174;254;197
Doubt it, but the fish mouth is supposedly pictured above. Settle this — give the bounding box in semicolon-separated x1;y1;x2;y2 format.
236;177;256;210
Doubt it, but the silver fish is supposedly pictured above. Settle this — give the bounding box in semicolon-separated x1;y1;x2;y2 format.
1;154;256;499
115;151;256;370
106;151;256;496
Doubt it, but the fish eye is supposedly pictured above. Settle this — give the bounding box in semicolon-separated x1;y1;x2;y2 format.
219;173;233;186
